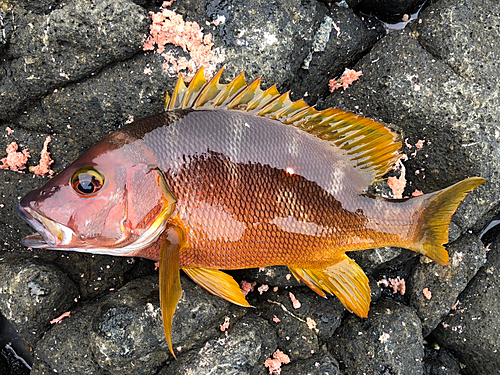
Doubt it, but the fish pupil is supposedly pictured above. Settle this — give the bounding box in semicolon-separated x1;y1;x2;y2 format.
77;180;95;194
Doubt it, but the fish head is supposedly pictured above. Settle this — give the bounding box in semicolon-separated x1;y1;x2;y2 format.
16;135;176;258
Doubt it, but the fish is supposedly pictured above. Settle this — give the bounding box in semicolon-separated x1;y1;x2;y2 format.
15;67;485;358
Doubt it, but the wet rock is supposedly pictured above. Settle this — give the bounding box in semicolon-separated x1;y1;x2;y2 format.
431;240;500;375
281;350;342;375
324;28;498;232
39;252;137;301
0;256;77;350
330;299;424;375
90;275;245;374
290;5;383;104
161;313;277;375
0;0;149;120
408;234;487;336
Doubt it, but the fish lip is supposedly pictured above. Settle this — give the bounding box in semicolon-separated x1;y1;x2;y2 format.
15;204;74;248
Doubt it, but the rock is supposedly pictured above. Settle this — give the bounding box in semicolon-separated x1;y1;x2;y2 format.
417;0;500;89
289;5;383;104
431;239;500;375
423;345;461;375
353;0;424;23
330;299;424;375
408;233;487;336
31;305;104;375
281;349;341;375
323;28;498;232
260;286;345;346
0;256;77;350
161;313;277;375
175;0;324;90
237;266;301;288
0;0;149;120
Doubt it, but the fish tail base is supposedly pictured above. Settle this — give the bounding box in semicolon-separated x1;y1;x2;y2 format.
410;177;485;265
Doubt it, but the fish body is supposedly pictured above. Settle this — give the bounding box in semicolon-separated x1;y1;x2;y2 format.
15;68;485;357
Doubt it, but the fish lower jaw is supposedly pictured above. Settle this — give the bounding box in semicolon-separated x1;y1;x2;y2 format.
16;204;75;248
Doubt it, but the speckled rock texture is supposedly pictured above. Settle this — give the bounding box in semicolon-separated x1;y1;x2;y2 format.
0;0;498;374
431;236;500;375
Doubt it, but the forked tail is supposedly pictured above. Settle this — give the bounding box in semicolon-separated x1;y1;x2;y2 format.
409;177;486;265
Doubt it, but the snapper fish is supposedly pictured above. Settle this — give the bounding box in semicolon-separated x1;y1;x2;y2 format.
16;68;485;357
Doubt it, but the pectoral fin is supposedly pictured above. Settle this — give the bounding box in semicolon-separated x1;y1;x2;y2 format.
159;226;185;359
183;267;251;307
289;255;371;318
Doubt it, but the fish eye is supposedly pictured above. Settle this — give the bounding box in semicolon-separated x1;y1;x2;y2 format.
71;167;104;195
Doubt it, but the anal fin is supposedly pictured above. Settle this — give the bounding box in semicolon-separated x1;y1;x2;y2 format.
159;226;185;359
289;255;371;318
183;267;251;307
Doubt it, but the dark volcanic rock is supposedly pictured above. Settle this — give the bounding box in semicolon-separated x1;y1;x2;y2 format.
281;350;341;375
161;313;277;375
289;5;383;104
330;299;424;375
408;233;487;336
0;0;149;120
417;0;500;89
0;256;77;350
431;241;500;375
32;275;247;374
31;305;104;375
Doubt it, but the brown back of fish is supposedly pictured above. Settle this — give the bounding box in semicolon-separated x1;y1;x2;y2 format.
125;109;413;269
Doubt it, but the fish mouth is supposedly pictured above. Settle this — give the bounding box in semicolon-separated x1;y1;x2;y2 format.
15;204;75;248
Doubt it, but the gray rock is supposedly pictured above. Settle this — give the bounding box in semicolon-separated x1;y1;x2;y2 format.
432;240;500;375
260;286;344;345
423;345;461;375
0;0;149;119
330;299;424;375
408;233;487;336
32;275;247;374
0;256;77;350
238;266;301;288
417;0;500;89
180;0;324;91
290;6;383;104
323;29;498;232
281;349;341;375
31;305;104;375
161;313;277;375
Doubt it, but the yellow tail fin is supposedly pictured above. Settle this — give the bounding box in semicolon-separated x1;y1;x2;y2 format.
410;177;485;265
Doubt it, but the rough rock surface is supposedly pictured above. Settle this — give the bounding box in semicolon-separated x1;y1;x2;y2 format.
0;255;77;350
330;299;425;375
0;0;498;374
431;238;500;375
408;233;487;336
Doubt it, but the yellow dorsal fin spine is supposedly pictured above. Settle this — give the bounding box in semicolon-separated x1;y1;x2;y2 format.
193;67;226;109
165;68;402;183
182;68;207;109
226;77;264;111
167;75;188;111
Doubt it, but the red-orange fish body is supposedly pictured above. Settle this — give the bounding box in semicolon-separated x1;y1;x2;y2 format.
16;68;485;357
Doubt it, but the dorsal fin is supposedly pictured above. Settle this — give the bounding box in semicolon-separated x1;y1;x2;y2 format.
165;67;402;184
